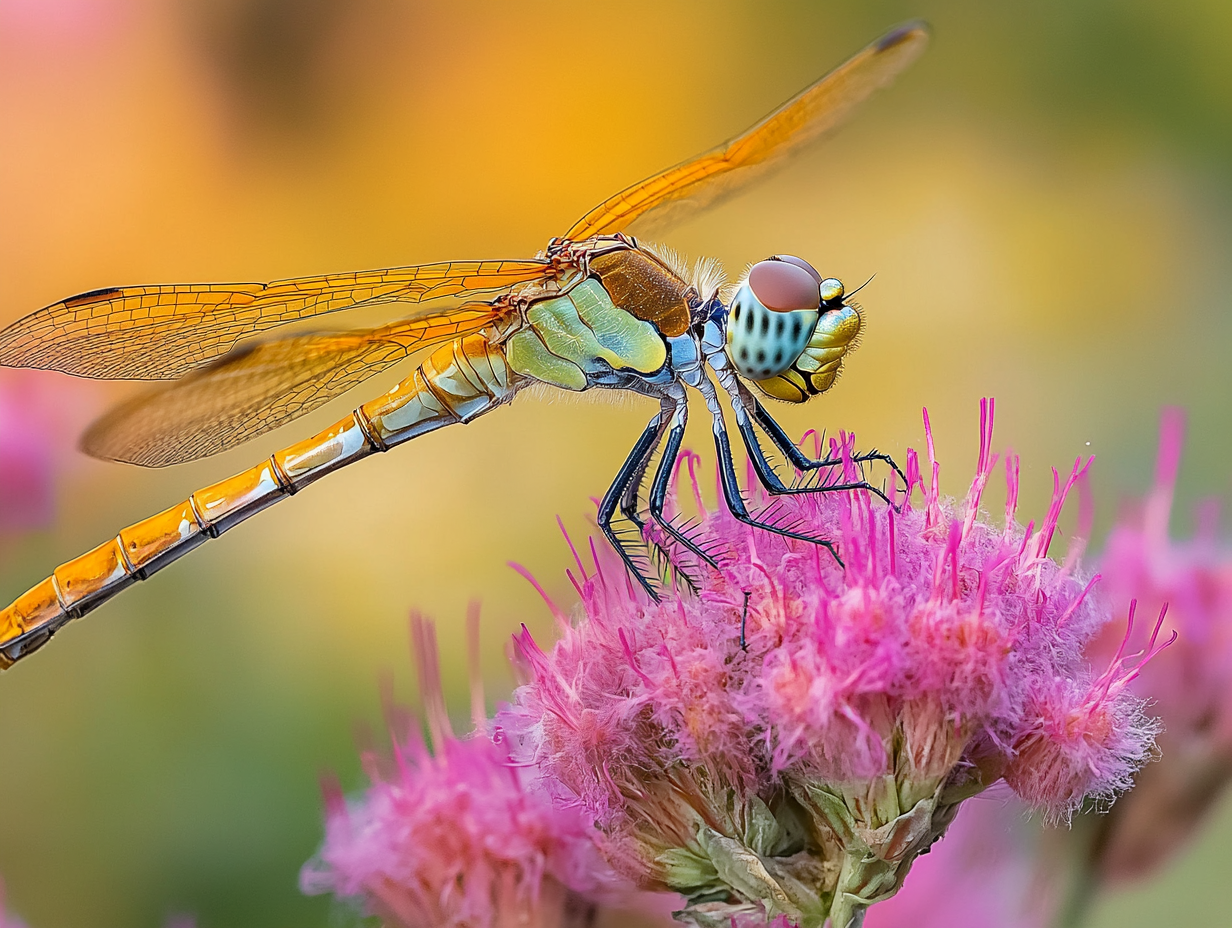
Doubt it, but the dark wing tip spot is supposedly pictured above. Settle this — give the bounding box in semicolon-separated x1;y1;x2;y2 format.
63;287;123;309
877;21;930;51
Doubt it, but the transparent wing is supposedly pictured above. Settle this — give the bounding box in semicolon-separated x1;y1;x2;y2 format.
80;303;507;467
0;259;549;381
566;22;929;240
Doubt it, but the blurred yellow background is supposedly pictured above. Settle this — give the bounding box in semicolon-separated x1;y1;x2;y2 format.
3;1;1232;925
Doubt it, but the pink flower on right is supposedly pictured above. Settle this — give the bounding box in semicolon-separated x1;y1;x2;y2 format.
1077;407;1232;882
868;407;1232;928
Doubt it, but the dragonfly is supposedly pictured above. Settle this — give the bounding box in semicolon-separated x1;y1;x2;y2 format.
0;22;928;669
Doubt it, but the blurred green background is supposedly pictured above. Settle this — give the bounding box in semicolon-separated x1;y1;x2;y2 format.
2;1;1232;925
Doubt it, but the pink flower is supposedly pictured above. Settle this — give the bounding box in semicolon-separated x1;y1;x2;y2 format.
1066;408;1232;882
1002;597;1167;815
301;615;635;928
0;879;28;928
500;400;1162;928
0;374;57;533
0;0;129;46
0;370;96;534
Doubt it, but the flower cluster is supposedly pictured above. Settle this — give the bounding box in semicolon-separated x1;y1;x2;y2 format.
300;616;635;928
1057;408;1232;885
498;401;1163;928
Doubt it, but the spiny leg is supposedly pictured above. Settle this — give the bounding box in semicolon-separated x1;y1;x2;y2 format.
626;396;703;594
645;397;720;575
599;406;670;599
619;410;669;536
718;369;905;485
748;388;906;486
740;590;751;651
718;370;902;506
714;425;843;565
736;404;896;507
696;374;843;565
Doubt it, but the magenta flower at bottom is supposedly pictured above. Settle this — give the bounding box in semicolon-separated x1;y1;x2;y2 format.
499;401;1163;928
301;617;633;928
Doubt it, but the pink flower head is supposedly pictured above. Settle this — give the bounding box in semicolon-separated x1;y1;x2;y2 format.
0;373;58;533
0;370;98;535
501;401;1162;928
1076;407;1232;881
301;614;630;928
0;879;27;928
1003;600;1168;815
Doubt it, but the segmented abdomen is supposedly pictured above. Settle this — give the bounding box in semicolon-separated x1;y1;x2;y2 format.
0;334;521;667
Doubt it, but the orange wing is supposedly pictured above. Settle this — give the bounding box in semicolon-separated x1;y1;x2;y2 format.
0;259;549;381
566;22;929;240
80;303;507;467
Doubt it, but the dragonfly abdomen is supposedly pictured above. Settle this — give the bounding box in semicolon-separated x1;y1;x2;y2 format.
363;332;520;444
0;333;521;668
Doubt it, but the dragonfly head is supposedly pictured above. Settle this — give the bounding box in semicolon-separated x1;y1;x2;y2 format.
725;256;862;403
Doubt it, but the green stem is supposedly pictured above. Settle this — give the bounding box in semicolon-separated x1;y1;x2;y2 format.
1050;811;1112;928
1052;862;1097;928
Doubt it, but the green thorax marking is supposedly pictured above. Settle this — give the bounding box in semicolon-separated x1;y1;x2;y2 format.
506;277;668;391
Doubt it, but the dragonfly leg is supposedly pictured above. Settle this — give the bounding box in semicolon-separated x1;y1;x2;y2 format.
750;389;906;489
740;589;751;651
757;395;905;482
617;402;703;591
646;395;721;574
599;405;671;600
696;374;844;566
717;370;903;508
618;414;665;533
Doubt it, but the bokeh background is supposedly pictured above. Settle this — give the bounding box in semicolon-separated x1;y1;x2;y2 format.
2;1;1231;925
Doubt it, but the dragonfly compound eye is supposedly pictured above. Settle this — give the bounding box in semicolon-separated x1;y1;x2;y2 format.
726;259;821;381
771;254;823;284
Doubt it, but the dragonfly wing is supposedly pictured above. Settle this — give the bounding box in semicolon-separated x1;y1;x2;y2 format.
81;303;507;467
566;22;929;240
0;259;549;381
